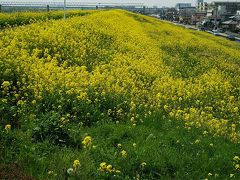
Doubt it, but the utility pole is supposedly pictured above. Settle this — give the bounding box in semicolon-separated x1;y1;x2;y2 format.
47;5;50;12
215;6;217;29
64;0;66;19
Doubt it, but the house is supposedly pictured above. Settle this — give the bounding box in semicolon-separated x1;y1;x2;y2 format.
178;7;196;24
174;3;196;24
222;14;240;32
192;12;207;25
164;8;178;21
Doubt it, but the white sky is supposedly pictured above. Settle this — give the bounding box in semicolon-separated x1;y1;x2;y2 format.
1;0;240;8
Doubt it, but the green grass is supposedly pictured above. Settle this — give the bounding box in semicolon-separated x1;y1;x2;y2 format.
1;111;240;179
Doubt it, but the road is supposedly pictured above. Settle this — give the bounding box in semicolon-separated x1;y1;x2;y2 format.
170;22;240;44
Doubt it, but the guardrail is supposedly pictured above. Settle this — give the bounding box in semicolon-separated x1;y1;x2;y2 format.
0;1;145;12
0;1;144;8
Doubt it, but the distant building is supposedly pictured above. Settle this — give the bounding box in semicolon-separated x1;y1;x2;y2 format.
164;8;178;21
196;0;204;4
143;7;162;15
179;7;196;24
159;7;167;19
174;3;197;24
222;19;238;32
192;12;207;24
206;8;222;22
222;14;240;32
197;2;208;12
175;3;191;10
211;1;240;20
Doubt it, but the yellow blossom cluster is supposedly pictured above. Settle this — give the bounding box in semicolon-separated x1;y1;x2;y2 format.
82;136;92;148
4;124;11;131
98;162;121;173
73;160;81;169
120;150;127;158
233;156;240;170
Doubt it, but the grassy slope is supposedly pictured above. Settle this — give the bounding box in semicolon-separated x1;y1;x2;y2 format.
0;10;240;179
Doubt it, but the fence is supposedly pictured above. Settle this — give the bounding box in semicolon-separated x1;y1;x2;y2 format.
0;1;144;12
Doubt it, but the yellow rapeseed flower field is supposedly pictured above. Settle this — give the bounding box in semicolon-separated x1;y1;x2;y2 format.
0;10;93;28
1;10;240;143
1;9;240;179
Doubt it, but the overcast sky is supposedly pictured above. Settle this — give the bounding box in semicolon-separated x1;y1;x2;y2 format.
72;0;205;7
78;0;204;7
2;0;239;8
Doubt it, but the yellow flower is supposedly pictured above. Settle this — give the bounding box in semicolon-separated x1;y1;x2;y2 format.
208;173;212;176
233;107;239;113
73;160;80;168
32;100;36;105
48;170;54;176
230;174;235;178
133;143;137;148
235;164;240;169
169;112;174;117
230;96;235;101
5;124;11;131
130;117;135;122
106;165;113;172
82;135;92;148
121;150;127;158
99;162;107;171
163;105;169;111
1;81;11;88
233;156;240;161
117;143;122;149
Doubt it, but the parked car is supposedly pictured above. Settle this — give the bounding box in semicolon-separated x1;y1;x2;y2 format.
213;33;221;36
212;29;220;33
227;35;236;41
198;27;206;31
212;29;224;33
